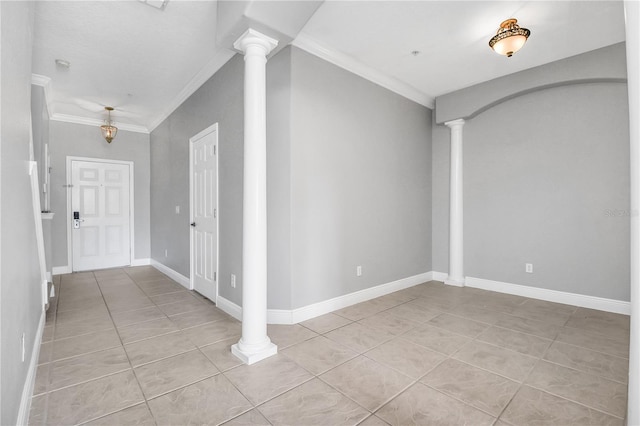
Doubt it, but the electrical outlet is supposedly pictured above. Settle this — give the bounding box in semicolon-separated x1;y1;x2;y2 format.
175;205;180;214
356;266;362;277
21;333;25;362
525;263;533;273
165;249;168;258
231;274;236;288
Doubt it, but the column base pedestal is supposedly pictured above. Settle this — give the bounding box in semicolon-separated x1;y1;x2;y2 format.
444;277;465;287
232;341;278;365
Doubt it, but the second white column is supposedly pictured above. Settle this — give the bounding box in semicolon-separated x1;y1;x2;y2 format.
231;28;278;365
445;119;465;287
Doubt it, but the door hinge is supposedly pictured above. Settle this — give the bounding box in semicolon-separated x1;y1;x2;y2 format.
214;145;216;155
214;272;217;281
214;208;217;218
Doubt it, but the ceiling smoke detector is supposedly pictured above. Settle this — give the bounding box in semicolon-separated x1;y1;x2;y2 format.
55;59;71;68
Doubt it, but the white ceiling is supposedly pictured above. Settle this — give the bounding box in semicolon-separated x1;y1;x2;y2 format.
296;1;626;106
32;0;233;132
32;1;627;133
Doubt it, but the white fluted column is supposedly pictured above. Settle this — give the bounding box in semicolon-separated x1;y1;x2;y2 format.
445;119;465;287
625;1;640;424
231;29;278;365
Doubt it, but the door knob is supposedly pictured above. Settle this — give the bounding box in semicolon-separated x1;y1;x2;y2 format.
191;222;196;227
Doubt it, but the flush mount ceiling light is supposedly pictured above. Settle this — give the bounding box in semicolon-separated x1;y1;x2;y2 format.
489;18;531;57
100;107;118;143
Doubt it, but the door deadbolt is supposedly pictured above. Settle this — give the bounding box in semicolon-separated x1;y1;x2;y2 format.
73;211;84;229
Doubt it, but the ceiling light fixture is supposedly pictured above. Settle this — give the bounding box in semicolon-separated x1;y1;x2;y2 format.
489;18;530;57
100;107;118;143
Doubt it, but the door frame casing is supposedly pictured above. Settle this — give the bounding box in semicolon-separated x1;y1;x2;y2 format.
66;156;135;271
189;123;219;303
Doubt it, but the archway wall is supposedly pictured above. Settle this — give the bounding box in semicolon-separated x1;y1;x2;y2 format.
431;42;631;302
435;43;627;125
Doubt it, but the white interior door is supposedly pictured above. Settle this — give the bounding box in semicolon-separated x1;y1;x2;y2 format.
71;160;131;271
191;125;218;302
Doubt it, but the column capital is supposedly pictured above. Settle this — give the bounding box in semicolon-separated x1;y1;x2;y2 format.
233;28;278;56
445;118;465;129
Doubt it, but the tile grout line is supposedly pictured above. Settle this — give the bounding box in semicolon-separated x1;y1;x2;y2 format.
523;381;626;420
116;266;249;424
90;268;158;426
491;318;563;423
405;317;502;422
518;353;625;421
295;301;444;422
32;275;62;426
31;268;186;425
33;275;629;426
355;286;552;423
39;273;105;425
87;266;212;424
525;318;628;417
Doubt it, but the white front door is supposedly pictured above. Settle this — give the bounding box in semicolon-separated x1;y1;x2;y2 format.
190;125;218;302
71;160;131;271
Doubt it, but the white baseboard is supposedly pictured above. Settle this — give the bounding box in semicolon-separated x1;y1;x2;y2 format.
216;295;243;322
432;271;448;282
52;265;71;275
54;261;150;274
17;309;45;426
287;271;434;324
216;271;433;325
41;279;49;310
150;259;191;290
432;271;631;315
268;309;296;325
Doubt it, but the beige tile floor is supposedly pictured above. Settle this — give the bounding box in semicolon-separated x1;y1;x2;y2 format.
29;266;630;425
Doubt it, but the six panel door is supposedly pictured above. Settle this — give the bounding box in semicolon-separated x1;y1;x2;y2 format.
71;160;131;271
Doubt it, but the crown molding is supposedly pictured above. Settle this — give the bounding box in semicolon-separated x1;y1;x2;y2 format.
32;74;149;133
31;74;54;116
292;34;435;109
147;48;237;132
51;113;150;134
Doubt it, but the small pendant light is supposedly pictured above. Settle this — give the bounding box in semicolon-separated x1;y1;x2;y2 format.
100;107;118;143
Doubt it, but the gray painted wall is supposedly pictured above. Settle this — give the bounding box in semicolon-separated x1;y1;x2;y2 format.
31;86;53;278
49;121;151;269
31;85;50;210
266;47;293;309
150;46;432;310
289;47;432;309
432;58;629;301
150;54;245;305
1;3;43;424
431;118;450;276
